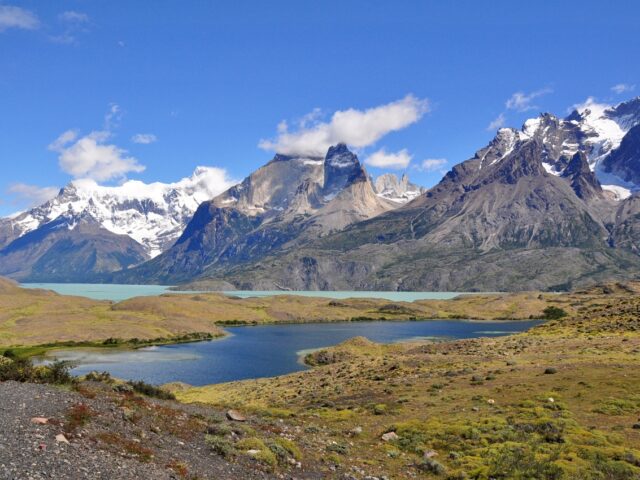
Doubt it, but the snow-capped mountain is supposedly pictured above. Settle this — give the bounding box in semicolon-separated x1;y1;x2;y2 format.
372;173;424;204
478;97;640;200
186;96;640;292
114;144;401;283
0;167;235;258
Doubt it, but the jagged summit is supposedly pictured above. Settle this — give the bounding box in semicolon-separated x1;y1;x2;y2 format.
113;144;399;283
372;173;424;204
479;98;640;200
5;97;640;289
0;167;234;258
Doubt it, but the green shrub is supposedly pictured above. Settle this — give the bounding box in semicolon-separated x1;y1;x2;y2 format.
417;458;446;475
0;358;75;385
543;307;568;320
84;371;113;383
205;434;234;457
2;349;16;359
326;442;349;455
126;380;176;400
236;437;266;451
268;437;302;463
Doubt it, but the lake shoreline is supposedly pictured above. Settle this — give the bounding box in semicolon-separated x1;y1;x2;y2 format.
35;319;543;386
24;316;544;362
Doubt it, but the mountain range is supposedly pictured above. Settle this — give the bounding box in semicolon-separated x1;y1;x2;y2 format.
3;97;640;290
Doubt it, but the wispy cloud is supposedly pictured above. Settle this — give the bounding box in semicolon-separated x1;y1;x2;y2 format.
486;88;552;132
59;11;89;23
365;148;412;170
131;133;157;145
0;5;39;32
50;10;90;44
104;103;122;130
487;113;506;131
505;88;552;112
569;96;611;115
49;130;145;182
259;95;429;157
49;106;145;183
419;158;448;172
7;183;59;208
611;83;635;95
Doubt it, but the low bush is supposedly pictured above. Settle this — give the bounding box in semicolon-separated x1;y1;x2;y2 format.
205;434;234;457
65;403;95;434
0;358;75;385
543;306;568;320
126;380;176;400
84;371;113;383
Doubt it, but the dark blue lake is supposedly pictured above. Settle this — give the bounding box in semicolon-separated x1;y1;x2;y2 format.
42;320;540;386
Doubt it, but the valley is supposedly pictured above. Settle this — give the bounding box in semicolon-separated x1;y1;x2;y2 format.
3;279;640;478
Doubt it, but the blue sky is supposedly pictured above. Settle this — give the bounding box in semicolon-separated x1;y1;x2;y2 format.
1;0;639;215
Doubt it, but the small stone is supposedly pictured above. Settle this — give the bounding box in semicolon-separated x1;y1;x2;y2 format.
544;367;558;375
246;449;261;456
30;417;48;425
548;397;555;403
381;431;399;442
226;409;246;422
55;434;69;444
424;450;438;459
472;406;480;412
487;399;495;405
349;426;363;436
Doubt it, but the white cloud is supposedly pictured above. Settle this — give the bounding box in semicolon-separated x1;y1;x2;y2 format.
487;113;506;131
48;129;79;151
420;158;448;172
0;5;39;32
7;183;59;207
569;96;611;116
59;11;89;23
49;130;145;182
104;103;122;130
611;83;635;94
131;133;157;144
365;148;412;170
259;95;429;157
505;88;552;112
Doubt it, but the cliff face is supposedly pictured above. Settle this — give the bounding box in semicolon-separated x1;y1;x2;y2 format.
115;144;398;283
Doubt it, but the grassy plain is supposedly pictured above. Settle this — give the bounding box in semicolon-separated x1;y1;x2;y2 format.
0;276;571;351
178;283;640;479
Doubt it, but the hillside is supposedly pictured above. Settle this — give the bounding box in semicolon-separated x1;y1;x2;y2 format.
179;284;640;479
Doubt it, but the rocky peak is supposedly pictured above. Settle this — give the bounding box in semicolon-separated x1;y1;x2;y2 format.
601;123;640;186
605;97;640;128
561;152;603;200
373;173;425;204
1;167;235;258
323;144;367;197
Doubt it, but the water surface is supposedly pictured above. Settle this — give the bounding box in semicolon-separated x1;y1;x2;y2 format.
42;320;541;386
21;283;468;302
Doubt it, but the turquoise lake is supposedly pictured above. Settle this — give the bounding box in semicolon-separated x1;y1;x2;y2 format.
41;320;541;386
21;283;467;302
25;283;532;386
